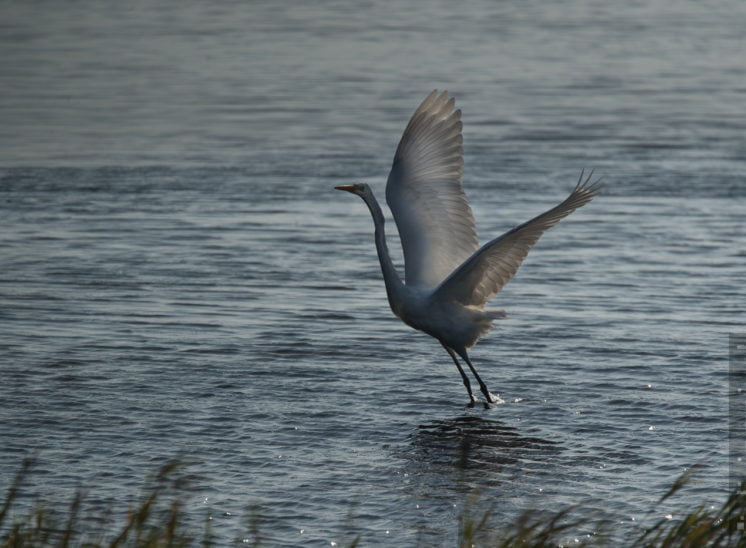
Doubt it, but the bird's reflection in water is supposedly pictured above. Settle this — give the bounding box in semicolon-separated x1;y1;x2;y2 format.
388;416;561;545
399;415;560;490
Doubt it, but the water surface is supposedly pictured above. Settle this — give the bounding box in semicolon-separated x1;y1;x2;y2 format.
1;1;744;545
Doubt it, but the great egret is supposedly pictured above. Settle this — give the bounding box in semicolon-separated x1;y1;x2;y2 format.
336;90;600;406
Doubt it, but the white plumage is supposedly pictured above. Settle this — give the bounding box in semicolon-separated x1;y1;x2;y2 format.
336;90;601;406
386;91;477;288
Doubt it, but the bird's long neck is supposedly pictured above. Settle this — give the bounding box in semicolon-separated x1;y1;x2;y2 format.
361;192;405;315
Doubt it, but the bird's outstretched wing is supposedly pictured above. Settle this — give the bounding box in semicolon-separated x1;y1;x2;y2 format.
386;90;479;288
433;171;602;307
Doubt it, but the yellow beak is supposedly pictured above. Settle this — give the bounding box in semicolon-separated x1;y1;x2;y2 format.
334;184;357;193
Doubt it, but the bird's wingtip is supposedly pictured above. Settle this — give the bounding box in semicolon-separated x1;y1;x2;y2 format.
575;169;604;195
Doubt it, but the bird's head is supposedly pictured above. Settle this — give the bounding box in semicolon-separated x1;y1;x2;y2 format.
334;183;369;198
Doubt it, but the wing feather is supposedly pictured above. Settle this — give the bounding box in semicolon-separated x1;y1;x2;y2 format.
385;90;479;288
433;171;602;306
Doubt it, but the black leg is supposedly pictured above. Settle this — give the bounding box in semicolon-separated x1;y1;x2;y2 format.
456;348;497;404
441;343;477;405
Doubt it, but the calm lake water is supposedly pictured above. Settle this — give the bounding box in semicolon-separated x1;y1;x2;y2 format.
1;1;744;545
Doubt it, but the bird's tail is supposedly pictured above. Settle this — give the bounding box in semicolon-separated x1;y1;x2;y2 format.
463;307;507;348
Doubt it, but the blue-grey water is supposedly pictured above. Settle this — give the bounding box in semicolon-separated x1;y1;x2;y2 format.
1;1;744;545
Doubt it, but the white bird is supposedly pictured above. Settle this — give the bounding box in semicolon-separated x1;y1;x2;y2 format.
336;90;600;406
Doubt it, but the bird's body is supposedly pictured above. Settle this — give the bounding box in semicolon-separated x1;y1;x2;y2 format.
336;91;600;406
391;283;503;351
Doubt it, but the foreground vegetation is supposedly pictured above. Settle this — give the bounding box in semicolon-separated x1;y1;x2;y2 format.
1;459;743;547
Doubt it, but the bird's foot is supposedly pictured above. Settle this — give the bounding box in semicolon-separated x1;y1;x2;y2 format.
466;394;479;408
483;392;504;405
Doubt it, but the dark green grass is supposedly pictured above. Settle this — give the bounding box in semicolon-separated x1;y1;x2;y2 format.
1;458;743;547
458;467;745;547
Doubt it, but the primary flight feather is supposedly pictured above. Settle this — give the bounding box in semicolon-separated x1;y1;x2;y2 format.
336;90;600;406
